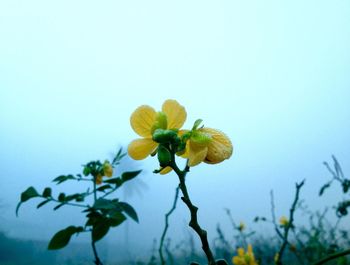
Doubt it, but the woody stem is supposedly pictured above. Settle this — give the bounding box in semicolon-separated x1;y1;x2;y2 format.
169;156;216;265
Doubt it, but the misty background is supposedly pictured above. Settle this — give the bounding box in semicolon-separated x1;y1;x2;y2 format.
0;0;349;263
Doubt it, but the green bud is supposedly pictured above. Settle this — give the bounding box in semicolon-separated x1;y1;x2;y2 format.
42;187;52;198
176;141;187;155
83;166;90;176
152;129;178;144
151;111;168;133
191;130;212;146
58;193;66;202
157;145;172;167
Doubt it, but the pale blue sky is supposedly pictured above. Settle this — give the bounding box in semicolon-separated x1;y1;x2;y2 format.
0;0;350;258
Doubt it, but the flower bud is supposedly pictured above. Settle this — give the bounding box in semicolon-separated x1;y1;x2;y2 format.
157;145;172;167
103;160;113;177
152;129;178;144
151;111;168;133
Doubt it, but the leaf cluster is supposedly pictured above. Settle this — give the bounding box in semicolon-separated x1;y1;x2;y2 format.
16;148;141;251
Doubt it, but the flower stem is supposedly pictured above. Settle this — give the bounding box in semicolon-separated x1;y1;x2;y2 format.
91;180;103;265
91;239;103;265
275;180;305;265
159;186;180;265
312;248;350;265
170;158;216;265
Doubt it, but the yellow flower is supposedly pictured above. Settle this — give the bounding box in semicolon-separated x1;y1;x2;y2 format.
232;244;258;265
279;216;289;227
95;173;103;185
274;253;279;264
182;127;233;167
103;160;113;177
128;99;186;173
238;222;246;232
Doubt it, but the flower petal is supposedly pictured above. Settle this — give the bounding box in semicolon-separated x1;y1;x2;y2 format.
162;99;187;129
160;166;173;175
130;105;157;137
187;141;208;167
201;128;233;164
128;138;158;160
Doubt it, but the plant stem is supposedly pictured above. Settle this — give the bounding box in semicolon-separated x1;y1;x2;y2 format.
91;239;103;265
48;197;90;208
170;158;216;265
159;186;180;265
91;179;103;265
312;248;350;265
275;180;305;265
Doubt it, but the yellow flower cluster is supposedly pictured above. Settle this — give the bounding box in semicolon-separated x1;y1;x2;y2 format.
238;222;246;232
232;244;258;265
127;99;233;172
279;216;289;227
96;160;113;185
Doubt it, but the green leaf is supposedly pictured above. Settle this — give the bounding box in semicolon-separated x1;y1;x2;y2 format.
85;211;102;227
53;203;66;211
83;166;91;176
92;221;110;242
108;211;126;227
58;193;66;202
96;184;112;192
93;198;119;210
65;193;86;202
104;177;123;187
319;181;332;196
37;199;51;209
48;226;83;250
52;174;75;184
121;170;142;182
16;187;40;216
192;119;203;130
119;202;138;223
42;187;52;198
21;187;39;202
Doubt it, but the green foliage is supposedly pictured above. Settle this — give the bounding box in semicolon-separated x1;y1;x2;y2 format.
122;170;142;182
53;174;76;184
320;156;350;218
104;170;142;188
16;186;40;216
92;219;111;242
157;145;172;167
48;226;84;250
16;147;141;264
119;201;139;222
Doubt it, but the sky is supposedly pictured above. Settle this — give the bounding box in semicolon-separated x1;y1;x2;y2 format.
0;0;350;260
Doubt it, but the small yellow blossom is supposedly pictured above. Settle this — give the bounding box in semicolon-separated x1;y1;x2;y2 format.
103;160;113;177
238;222;246;232
232;244;258;265
128;99;186;174
279;216;289;227
274;253;279;264
182;127;233;166
95;173;103;185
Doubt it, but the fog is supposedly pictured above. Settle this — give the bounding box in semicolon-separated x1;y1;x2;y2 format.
0;0;350;263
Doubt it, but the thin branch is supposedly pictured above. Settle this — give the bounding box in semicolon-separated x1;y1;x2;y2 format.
275;180;305;265
159;186;180;265
170;157;216;265
48;197;89;208
91;180;103;265
92;239;103;265
270;190;284;240
312;248;350;265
